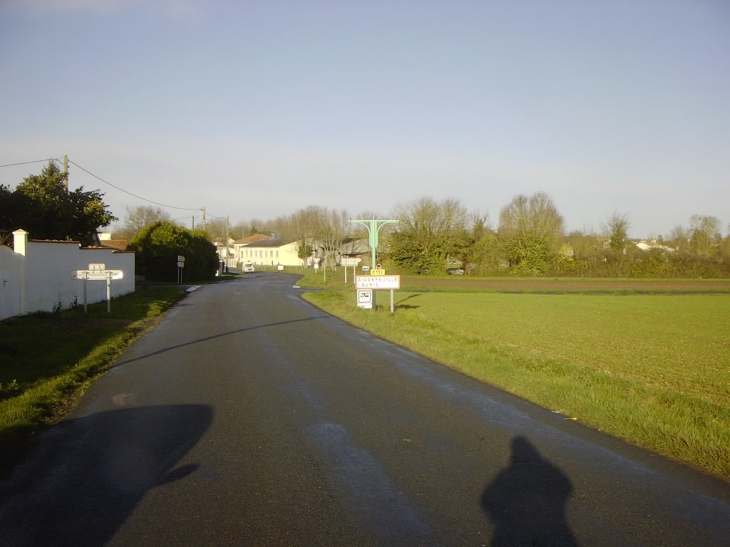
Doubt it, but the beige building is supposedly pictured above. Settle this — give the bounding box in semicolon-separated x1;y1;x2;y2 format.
234;235;302;267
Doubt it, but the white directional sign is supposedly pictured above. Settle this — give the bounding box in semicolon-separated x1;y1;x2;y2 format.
72;270;124;280
355;275;401;289
71;264;124;313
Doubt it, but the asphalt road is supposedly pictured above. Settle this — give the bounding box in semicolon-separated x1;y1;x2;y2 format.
1;273;730;546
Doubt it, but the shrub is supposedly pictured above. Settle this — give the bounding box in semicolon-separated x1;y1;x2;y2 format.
129;222;218;282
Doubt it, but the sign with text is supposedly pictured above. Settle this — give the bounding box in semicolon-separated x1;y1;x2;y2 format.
370;269;386;275
356;275;400;290
357;289;373;309
72;269;124;280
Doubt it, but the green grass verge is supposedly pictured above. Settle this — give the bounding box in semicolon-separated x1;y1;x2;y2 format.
301;276;730;481
0;288;187;476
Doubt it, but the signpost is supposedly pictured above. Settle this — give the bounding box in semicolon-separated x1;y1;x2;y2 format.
349;218;399;307
71;263;124;313
341;257;361;284
357;289;373;309
177;256;185;284
355;274;401;313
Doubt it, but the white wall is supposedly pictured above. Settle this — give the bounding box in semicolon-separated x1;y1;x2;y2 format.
0;245;23;319
0;230;135;320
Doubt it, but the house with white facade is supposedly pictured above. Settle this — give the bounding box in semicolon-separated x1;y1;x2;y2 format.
235;237;302;268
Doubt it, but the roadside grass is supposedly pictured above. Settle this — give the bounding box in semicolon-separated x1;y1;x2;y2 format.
300;274;730;481
0;288;187;476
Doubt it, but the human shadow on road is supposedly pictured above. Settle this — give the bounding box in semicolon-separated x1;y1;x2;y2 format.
481;436;580;547
0;404;213;547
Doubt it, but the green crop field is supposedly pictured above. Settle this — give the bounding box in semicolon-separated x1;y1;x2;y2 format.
302;276;730;480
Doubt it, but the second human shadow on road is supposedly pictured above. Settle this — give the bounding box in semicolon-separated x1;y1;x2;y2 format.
481;436;580;547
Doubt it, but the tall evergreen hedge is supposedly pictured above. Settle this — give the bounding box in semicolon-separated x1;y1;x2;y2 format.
129;221;218;282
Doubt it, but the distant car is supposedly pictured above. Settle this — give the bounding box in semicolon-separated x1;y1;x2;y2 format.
242;262;255;273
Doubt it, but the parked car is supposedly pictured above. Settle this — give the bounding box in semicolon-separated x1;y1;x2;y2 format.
242;262;255;273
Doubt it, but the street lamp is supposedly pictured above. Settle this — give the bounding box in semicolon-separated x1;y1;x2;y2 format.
349;218;399;268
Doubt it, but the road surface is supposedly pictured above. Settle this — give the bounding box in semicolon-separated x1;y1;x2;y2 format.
1;273;729;546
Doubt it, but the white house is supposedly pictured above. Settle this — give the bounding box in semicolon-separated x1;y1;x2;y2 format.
236;237;302;268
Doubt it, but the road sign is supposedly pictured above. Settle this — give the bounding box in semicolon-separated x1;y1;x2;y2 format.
356;275;400;289
71;267;124;313
357;289;373;309
370;269;386;276
177;261;185;268
72;270;124;280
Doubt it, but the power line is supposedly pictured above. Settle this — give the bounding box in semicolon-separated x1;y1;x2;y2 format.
67;159;200;212
3;157;227;219
0;158;56;168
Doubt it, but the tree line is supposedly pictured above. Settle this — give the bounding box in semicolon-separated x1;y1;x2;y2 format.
3;161;728;279
386;194;730;278
119;194;730;279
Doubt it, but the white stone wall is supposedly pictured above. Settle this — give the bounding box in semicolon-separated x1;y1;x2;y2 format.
0;230;135;320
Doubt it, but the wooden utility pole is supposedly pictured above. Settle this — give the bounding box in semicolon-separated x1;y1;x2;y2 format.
202;207;207;231
225;215;230;267
63;155;69;190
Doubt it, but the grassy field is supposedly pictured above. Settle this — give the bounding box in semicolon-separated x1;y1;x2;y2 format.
0;287;187;476
2;268;728;481
301;271;730;480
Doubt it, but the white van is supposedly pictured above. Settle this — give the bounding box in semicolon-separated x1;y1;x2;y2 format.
242;262;255;273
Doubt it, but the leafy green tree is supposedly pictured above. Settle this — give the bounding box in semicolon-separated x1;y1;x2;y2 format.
129;221;218;281
449;212;497;275
389;197;468;275
297;237;314;263
604;212;630;252
0;161;116;246
688;215;721;257
498;192;564;275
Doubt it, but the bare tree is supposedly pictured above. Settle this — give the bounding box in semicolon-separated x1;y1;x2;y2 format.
125;206;171;232
666;225;689;251
318;208;351;270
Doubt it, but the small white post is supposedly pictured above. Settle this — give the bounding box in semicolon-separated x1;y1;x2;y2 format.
13;230;28;316
106;273;111;313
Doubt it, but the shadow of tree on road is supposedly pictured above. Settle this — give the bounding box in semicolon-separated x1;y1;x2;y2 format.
0;404;213;547
482;436;580;546
112;315;331;368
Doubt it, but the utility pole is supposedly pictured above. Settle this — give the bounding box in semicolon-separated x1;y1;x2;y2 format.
225;215;230;268
191;216;195;230
63;155;69;191
202;207;207;231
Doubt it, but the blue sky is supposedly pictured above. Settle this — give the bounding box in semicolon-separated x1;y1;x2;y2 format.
1;0;728;238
